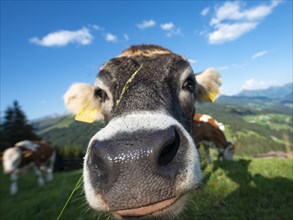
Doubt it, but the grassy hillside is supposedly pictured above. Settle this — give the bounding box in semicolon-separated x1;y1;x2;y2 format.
197;102;292;156
1;158;292;220
217;95;292;114
40;119;105;152
33;115;73;134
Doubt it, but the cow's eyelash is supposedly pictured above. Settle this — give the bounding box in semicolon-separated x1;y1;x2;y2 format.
182;76;196;93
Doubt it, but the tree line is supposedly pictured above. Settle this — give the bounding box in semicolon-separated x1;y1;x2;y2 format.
0;101;39;151
0;101;84;171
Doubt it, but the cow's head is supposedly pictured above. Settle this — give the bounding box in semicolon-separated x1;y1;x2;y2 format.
64;45;221;219
224;142;236;161
2;147;22;174
218;142;236;161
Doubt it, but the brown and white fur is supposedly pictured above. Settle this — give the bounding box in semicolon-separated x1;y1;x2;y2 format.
64;45;221;219
2;140;55;195
192;114;235;163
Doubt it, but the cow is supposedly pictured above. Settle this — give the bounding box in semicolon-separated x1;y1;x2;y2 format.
2;140;55;195
63;44;221;219
192;114;235;163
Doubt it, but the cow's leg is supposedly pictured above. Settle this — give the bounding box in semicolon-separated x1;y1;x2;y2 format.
46;167;53;182
217;148;224;160
10;172;18;195
46;151;55;181
33;165;45;186
203;144;212;163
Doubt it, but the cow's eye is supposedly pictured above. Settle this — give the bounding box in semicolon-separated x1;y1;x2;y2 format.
182;77;195;93
94;88;109;102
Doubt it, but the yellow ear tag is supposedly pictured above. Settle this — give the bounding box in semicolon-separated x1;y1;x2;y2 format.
75;108;99;123
207;91;219;103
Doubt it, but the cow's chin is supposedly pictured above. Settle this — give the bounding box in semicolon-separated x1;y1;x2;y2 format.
84;165;189;219
112;195;187;220
84;180;189;220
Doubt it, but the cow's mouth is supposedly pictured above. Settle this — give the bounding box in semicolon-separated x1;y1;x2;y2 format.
114;197;180;218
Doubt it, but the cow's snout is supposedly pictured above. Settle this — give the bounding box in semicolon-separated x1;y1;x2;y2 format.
87;126;187;211
3;169;11;175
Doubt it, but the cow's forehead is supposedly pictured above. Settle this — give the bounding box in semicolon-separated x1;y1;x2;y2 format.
99;51;191;84
4;147;16;155
94;45;195;118
118;44;173;58
3;147;19;159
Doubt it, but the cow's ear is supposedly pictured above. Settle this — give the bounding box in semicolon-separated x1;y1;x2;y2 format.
63;83;103;123
195;68;221;102
23;151;33;158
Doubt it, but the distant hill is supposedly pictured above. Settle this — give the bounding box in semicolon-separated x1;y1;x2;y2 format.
33;114;73;134
237;82;293;103
33;115;104;152
216;95;292;114
216;83;293;114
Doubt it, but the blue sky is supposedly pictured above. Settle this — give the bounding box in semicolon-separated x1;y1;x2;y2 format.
1;0;292;120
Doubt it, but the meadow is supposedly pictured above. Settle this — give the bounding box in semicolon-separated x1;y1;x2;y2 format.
1;157;292;220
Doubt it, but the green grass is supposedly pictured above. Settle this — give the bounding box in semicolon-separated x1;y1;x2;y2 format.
1;158;292;220
243;114;293;132
181;158;293;219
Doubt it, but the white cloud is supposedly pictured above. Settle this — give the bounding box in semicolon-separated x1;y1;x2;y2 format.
105;33;117;42
124;34;129;41
188;58;198;64
40;100;47;104
91;24;103;31
210;1;244;26
201;7;210;16
137;20;156;29
211;1;281;25
241;78;277;90
251;50;268;59
206;0;282;44
161;22;174;31
218;63;246;71
30;27;93;47
218;65;230;71
160;22;183;37
208;22;258;44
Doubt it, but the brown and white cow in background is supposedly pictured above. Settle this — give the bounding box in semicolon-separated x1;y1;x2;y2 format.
2;140;55;194
63;45;221;219
192;114;236;163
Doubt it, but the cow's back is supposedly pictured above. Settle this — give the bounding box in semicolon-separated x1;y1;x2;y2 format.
192;121;214;142
32;141;53;166
192;121;228;148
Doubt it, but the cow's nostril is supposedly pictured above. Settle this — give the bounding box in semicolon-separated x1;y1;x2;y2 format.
158;130;180;166
88;140;113;187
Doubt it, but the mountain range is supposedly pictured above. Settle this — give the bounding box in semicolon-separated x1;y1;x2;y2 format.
237;82;292;104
